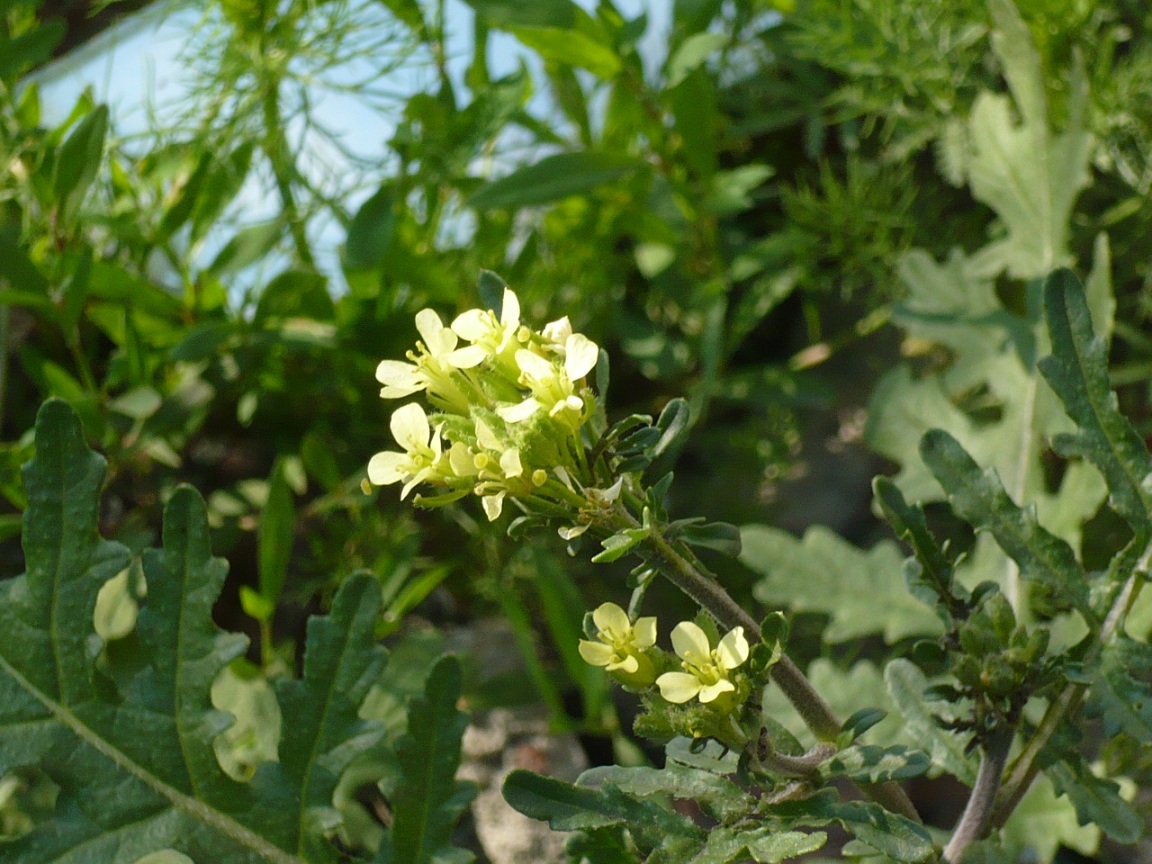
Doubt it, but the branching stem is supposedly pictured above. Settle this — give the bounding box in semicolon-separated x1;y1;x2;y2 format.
614;507;922;823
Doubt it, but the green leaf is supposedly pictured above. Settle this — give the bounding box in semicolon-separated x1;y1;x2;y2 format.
740;525;941;643
690;827;825;864
1039;268;1152;536
873;477;959;614
774;790;934;863
1046;756;1142;844
665;32;727;88
884;660;976;784
1090;635;1152;743
0;21;64;78
0;225;49;295
345;183;397;272
459;0;577;28
919;429;1089;610
0;399;405;863
468;152;644;210
208;221;283;278
511;27;621;78
53;104;109;226
258;460;296;610
582;764;753;822
502;769;704;841
1000;774;1099;864
820;744;930;784
374;656;474;864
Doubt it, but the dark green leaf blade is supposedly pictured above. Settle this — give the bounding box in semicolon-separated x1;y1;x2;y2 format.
276;574;390;861
919;428;1089;610
1039;268;1152;535
53;104;109;226
377;655;475;864
468;152;644;210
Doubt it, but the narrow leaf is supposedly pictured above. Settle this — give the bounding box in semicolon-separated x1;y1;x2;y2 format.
468;152;644;210
53;104;109;226
1039;268;1152;535
377;655;475;864
919;429;1089;610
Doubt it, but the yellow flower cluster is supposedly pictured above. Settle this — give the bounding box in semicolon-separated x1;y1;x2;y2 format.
368;288;600;520
579;602;750;705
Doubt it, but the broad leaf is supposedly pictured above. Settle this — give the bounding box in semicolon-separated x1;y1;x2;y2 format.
1046;755;1142;844
740;525;940;643
0;399;463;863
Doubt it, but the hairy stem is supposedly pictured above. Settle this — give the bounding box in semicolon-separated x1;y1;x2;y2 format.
619;509;921;822
943;728;1013;863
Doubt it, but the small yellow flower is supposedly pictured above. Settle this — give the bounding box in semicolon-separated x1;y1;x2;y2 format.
497;334;598;427
375;309;475;412
656;622;749;704
450;287;523;366
579;602;658;686
367;403;446;499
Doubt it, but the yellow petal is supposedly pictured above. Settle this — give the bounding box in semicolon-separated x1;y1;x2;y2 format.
670;621;710;664
698;679;736;704
578;640;616;667
716;627;750;669
592;602;631;638
500;449;523;478
500;288;521;329
367;451;407;485
656;672;702;704
565;333;598;379
605;653;640;674
633;617;658;648
481;491;505;521
497;398;541;423
390;403;429;451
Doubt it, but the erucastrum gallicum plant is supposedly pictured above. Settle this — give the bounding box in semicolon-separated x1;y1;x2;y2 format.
367;271;1152;863
366;280;920;812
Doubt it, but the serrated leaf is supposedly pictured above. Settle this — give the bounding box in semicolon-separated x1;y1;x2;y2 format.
376;655;475;864
1046;756;1142;844
1039;269;1152;535
503;769;704;841
873;477;959;614
820;744;930;784
689;827;825;864
0;399;403;863
774;790;934;863
1090;635;1152;743
919;429;1089;610
884;660;976;784
740;525;941;643
581;764;753;822
1001;774;1099;864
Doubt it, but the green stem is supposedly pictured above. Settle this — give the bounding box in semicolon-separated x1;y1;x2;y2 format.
0;303;8;432
990;544;1149;828
616;508;921;822
260;78;315;269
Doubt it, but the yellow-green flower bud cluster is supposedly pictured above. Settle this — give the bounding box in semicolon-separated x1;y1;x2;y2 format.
368;287;600;520
579;603;751;709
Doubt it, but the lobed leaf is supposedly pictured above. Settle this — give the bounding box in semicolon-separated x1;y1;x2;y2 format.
1039;269;1152;536
919;429;1089;611
1089;635;1152;743
741;525;941;643
376;655;475;864
0;399;469;863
